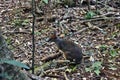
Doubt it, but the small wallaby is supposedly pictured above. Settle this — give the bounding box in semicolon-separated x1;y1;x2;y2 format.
47;31;82;64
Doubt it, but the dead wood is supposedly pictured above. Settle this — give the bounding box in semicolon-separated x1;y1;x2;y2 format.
41;53;62;62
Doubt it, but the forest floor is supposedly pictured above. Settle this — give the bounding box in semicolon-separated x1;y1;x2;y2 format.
0;0;120;80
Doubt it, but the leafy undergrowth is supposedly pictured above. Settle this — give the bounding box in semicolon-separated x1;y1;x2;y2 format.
0;0;120;80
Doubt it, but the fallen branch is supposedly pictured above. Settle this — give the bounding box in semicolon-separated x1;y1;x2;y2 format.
3;31;30;35
44;66;68;74
43;73;65;79
74;27;89;35
41;53;62;62
87;22;103;31
22;70;43;80
63;72;69;80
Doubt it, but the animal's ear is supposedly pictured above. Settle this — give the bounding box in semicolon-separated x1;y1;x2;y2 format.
51;30;57;39
53;31;56;36
46;31;57;42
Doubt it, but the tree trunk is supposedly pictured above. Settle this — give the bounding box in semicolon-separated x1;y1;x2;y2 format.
0;30;31;80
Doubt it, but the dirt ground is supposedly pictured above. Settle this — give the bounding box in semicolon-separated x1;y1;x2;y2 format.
0;0;120;80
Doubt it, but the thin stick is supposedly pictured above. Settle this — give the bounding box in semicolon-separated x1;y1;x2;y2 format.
31;0;36;74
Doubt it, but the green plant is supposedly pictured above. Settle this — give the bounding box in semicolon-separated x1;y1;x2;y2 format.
109;49;118;57
34;31;41;35
0;59;29;80
99;45;108;51
85;11;96;19
6;37;12;45
42;0;49;4
0;72;12;80
66;65;77;73
85;61;102;75
0;59;29;69
12;19;29;27
110;31;119;39
98;45;118;57
62;0;75;7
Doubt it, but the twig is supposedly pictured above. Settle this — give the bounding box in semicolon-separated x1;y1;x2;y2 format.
3;31;30;34
43;74;65;79
44;66;68;74
41;53;62;62
79;17;120;23
87;22;103;31
63;72;69;80
31;0;36;74
74;27;89;35
22;70;42;80
41;67;68;79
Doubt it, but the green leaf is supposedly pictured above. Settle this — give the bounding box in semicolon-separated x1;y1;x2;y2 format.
1;59;30;69
22;19;29;26
72;66;77;71
5;60;29;69
6;37;11;45
65;65;77;73
92;61;102;75
85;67;91;72
34;31;41;35
99;45;108;49
85;11;95;19
94;69;100;75
109;49;117;57
42;0;48;4
92;61;102;68
63;0;75;6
